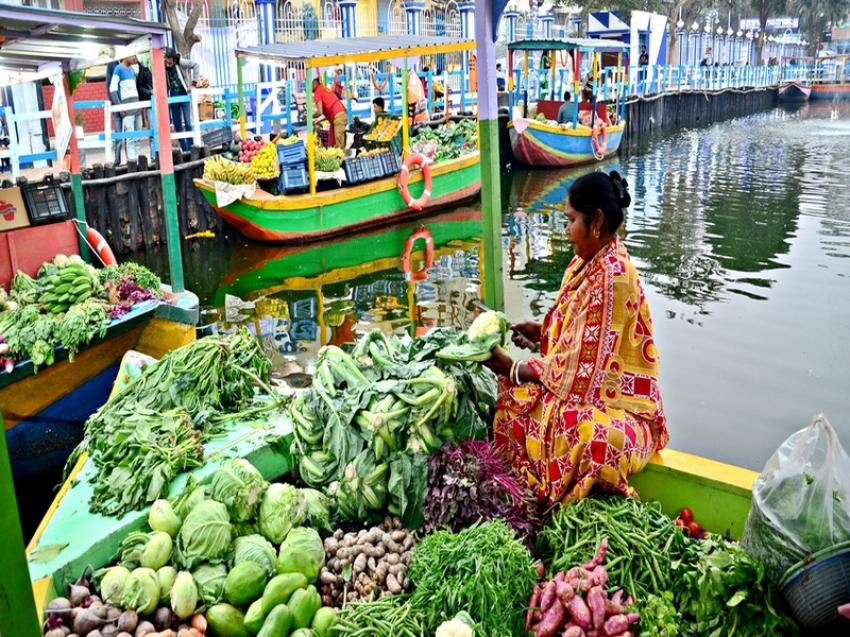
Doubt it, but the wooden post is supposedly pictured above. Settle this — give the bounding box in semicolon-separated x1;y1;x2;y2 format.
550;49;556;100
63;73;90;261
151;38;185;292
306;70;316;195
475;2;504;310
138;155;154;249
402;62;409;159
105;163;120;250
126;158;139;251
0;411;41;637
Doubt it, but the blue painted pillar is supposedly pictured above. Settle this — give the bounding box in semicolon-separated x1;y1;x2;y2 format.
503;9;519;43
256;0;276;83
459;1;475;110
340;0;358;38
541;12;554;39
404;0;424;35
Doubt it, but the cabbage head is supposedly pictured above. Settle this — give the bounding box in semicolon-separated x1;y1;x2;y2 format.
277;527;324;582
210;458;268;522
258;483;307;544
301;488;331;532
233;534;277;577
176;499;232;569
171;477;207;520
192;562;228;605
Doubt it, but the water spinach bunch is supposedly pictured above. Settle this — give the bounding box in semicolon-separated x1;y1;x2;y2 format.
69;329;277;516
407;520;538;637
288;329;497;527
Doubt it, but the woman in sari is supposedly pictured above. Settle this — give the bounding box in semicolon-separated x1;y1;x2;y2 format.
485;171;668;504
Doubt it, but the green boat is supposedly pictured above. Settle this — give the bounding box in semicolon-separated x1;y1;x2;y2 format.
195;35;481;244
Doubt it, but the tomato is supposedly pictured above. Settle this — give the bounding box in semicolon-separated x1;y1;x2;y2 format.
688;521;701;537
679;507;694;524
674;518;686;529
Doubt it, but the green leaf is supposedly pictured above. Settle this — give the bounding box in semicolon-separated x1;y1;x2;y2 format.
726;589;748;607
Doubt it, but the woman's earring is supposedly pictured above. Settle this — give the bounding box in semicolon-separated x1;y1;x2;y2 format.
594;229;600;238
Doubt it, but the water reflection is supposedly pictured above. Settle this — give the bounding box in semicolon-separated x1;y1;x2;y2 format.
142;103;850;468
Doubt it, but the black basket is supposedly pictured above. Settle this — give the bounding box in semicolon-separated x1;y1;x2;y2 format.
23;176;70;225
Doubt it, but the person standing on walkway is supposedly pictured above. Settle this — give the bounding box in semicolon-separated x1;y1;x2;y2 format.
108;56;140;162
496;63;506;92
135;54;153;133
700;47;712;66
164;48;200;152
105;60;124;164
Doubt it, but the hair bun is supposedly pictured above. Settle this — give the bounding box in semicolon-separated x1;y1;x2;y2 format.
608;171;631;208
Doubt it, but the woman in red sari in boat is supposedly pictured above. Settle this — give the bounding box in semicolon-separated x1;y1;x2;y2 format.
486;171;668;505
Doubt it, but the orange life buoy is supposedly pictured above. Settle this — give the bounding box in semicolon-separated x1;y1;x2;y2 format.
592;121;608;160
397;153;433;212
86;227;117;266
400;227;434;282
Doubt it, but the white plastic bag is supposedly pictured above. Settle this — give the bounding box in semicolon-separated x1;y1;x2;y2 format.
742;414;850;584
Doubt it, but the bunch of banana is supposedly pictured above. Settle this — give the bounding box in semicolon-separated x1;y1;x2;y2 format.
39;263;101;314
203;154;256;185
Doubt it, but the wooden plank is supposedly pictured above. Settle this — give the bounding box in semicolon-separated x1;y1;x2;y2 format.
138;155;154;249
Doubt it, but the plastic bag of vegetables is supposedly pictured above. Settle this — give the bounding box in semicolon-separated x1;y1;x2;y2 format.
436;311;509;362
210;458;269;521
176;500;233;569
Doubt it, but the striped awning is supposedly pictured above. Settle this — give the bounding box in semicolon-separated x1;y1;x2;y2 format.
236;35;475;68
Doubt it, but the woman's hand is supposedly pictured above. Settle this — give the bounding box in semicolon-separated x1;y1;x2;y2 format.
511;321;541;351
482;347;513;377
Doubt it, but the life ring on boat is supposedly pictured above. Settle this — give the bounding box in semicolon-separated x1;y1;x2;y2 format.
397;153;433;212
592;121;608;160
400;227;434;282
86;227;117;266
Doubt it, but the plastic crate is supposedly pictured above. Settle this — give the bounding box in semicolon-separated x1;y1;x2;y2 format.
23;176;70;225
379;150;401;176
278;163;308;194
364;114;402;156
277;139;307;166
343;157;365;184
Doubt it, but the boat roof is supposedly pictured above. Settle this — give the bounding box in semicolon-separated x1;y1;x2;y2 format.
236;35;475;68
0;4;170;83
508;37;629;53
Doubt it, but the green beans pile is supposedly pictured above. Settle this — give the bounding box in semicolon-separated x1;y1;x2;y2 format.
332;594;428;637
537;495;690;598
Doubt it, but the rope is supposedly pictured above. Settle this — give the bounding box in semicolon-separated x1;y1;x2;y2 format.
72;218;110;267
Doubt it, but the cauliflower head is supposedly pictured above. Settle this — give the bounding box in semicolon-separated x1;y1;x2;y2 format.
468;310;508;346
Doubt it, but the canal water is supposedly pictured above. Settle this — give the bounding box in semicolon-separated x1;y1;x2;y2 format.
144;101;850;472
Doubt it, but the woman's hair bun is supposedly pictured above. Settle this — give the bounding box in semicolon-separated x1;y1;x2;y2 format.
608;171;631;208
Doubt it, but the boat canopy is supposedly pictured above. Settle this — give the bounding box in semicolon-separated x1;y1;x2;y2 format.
0;4;170;84
508;38;629;53
235;35;475;68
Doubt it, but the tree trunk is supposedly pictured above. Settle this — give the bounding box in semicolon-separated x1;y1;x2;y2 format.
162;0;204;61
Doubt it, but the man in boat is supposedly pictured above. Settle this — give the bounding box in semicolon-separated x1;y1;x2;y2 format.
485;171;668;505
313;77;348;150
372;97;385;117
556;92;572;125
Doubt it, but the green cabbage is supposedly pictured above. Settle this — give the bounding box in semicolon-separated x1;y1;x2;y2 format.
176;500;233;569
277;527;324;582
210;458;269;522
258;483;307;544
233;534;278;577
192;562;228;605
171;478;207;520
301;488;332;532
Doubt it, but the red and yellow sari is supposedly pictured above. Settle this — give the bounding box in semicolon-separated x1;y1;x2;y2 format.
494;238;668;504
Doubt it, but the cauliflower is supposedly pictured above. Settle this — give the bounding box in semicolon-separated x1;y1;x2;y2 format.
435;612;475;637
437;310;509;362
68;254;85;266
53;254;70;268
468;310;507;343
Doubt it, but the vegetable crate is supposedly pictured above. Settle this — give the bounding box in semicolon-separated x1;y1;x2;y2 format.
342;157;367;184
364;114;403;157
279;163;309;194
277;139;307;167
23;176;70;225
379;150;401;176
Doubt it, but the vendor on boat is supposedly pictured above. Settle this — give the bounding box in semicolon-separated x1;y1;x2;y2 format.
485;172;668;505
313;76;348;149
